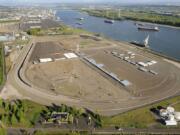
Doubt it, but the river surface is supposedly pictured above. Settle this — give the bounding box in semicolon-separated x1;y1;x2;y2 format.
56;10;180;60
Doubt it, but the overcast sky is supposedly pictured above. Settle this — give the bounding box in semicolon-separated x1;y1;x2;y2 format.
0;0;180;4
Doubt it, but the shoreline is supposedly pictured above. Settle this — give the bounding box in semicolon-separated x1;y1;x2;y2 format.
125;40;180;63
55;11;180;62
164;59;180;69
131;20;180;30
80;10;180;29
144;47;180;62
99;35;180;63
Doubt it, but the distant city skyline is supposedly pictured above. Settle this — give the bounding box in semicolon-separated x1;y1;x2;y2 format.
0;0;180;4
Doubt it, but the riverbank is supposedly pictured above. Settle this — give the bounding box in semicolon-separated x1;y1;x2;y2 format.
142;46;180;63
103;37;180;63
57;9;180;60
81;10;180;29
82;9;180;28
133;20;180;30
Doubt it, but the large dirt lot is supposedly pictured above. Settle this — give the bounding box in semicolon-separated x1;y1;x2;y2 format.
23;35;180;115
26;39;130;102
29;42;67;62
83;47;180;97
20;19;60;31
26;59;130;102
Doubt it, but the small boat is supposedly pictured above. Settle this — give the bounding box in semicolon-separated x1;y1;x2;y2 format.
56;17;61;21
134;22;144;26
130;35;149;48
130;41;145;47
76;17;84;20
79;17;84;20
138;23;144;26
76;22;83;25
143;35;149;47
104;19;114;24
138;26;159;31
137;23;144;26
76;26;83;29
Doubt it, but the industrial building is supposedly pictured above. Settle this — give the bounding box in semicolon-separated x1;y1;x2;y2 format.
64;53;78;59
159;106;180;126
82;55;132;87
39;58;53;63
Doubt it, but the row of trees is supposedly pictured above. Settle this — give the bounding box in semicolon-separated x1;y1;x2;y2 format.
27;28;43;36
41;104;85;124
0;99;30;127
0;99;103;129
40;104;102;127
0;45;3;85
27;25;87;36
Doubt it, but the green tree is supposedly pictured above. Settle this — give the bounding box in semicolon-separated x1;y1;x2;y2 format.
21;102;27;112
11;104;17;114
27;28;41;35
11;114;18;125
0;99;3;107
61;104;66;112
1;115;5;123
4;103;9;112
15;109;20;122
68;114;74;124
2;114;10;125
19;110;30;126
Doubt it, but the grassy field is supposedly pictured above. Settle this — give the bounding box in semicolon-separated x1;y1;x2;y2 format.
34;130;89;135
102;96;180;128
0;98;101;128
0;99;46;128
0;20;19;24
83;9;180;27
27;25;90;36
13;39;30;45
0;95;178;134
0;128;6;135
55;25;90;35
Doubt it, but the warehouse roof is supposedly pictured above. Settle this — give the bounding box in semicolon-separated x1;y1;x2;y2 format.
64;53;78;59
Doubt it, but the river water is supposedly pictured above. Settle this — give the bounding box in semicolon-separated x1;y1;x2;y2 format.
56;10;180;60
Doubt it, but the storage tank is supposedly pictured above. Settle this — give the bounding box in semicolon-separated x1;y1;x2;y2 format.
168;114;175;121
160;109;168;117
167;106;175;114
174;112;180;121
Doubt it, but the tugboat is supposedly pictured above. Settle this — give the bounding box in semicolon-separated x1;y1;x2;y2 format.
76;22;83;25
104;10;115;24
130;35;149;48
104;19;114;24
76;17;84;21
138;26;159;31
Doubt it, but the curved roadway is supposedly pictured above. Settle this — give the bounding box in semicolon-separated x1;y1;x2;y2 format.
6;38;180;116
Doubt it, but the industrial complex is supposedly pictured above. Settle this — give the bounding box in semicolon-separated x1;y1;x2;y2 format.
6;33;179;116
0;6;180;134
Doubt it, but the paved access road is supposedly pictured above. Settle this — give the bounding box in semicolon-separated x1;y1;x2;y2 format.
7;127;180;135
